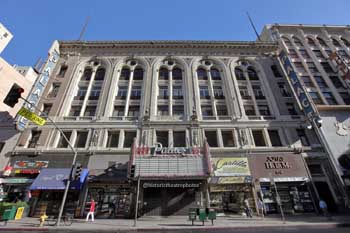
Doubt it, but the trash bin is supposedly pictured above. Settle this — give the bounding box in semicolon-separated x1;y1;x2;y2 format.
207;208;216;225
2;206;17;225
188;208;197;225
198;208;207;225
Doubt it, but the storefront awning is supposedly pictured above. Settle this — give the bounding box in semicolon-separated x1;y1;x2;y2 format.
29;168;89;190
88;168;128;183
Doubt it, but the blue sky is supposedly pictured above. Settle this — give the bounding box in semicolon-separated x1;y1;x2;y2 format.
1;0;350;66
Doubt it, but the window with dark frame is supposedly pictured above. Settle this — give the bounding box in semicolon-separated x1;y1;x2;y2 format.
244;105;256;116
112;106;125;117
247;67;259;80
268;130;282;146
205;131;218;147
75;85;87;100
286;103;298;115
299;49;310;59
48;83;60;98
301;76;314;87
239;86;250;99
84;105;96;116
159;67;169;80
235;67;245;80
28;130;41;148
252;85;265;99
89;85;101;100
130;86;141;99
123;131;136;148
329;76;344;88
322;92;337;105
201;105;213;116
156;131;168;147
41;104;52;117
216;105;228;116
296;129;310;146
107;131;119;148
75;131;88;148
271;65;283;77
172;68;182;80
120;67;131;80
82;68;93;81
210;68;221;80
173;105;184;116
197;68;208;80
173;86;183;99
320;62;334;73
133;68;144;80
258;105;270;116
157;105;169;116
158;86;169;99
309;92;323;105
94;67;105;81
213;86;225;99
58;65;68;77
69;105;82;116
340;92;350;104
252;130;266;147
128;105;140;117
57;131;72;148
173;131;186;147
278;82;292;97
199;86;210;99
222;130;235;147
314;76;328;88
116;86;128;99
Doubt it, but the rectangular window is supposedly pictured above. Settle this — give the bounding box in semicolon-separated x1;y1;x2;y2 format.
112;106;124;117
156;131;168;147
252;130;266;147
173;131;186;147
157;105;169;116
216;105;228;116
301;76;314;87
130;86;141;99
288;49;299;59
271;65;283;77
309;92;323;105
239;86;251;99
258;105;270;116
58;65;68;77
123;131;136;148
296;129;310;146
222;130;235;147
28;130;41;148
286;103;298;115
323;92;337;105
107;131;119;148
75;86;87;100
200;86;210;99
329;76;344;88
278;82;292;97
205;131;218;147
314;76;328;88
213;86;225;99
252;85;265;99
48;83;60;98
116;86;128;99
173;86;183;99
201;105;213;116
158;86;169;99
89;85;101;100
75;131;88;148
41;104;52;117
0;142;4;153
294;62;306;73
268;130;282;146
57;131;72;148
128;106;139;117
69;105;82;116
84;105;96;116
307;62;318;73
313;50;324;59
120;69;130;80
244;105;255;116
321;62;334;73
299;49;310;59
340;92;350;104
173;105;184;116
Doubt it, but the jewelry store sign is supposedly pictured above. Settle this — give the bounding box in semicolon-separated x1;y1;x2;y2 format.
212;158;251;176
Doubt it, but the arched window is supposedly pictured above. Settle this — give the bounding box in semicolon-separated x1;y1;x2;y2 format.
341;37;350;47
82;67;93;81
197;68;208;80
234;67;245;80
172;67;182;80
282;37;292;47
247;67;259;80
332;38;341;47
133;67;144;80
210;68;221;80
307;37;316;46
120;67;131;80
293;36;303;47
159;67;169;80
95;67;105;81
317;37;327;47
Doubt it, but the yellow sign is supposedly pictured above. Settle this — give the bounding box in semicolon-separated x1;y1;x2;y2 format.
17;107;46;126
212;157;250;176
218;177;246;184
15;207;24;220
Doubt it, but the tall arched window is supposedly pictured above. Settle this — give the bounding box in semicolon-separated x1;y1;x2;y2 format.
159;67;169;80
332;38;341;47
317;37;327;47
95;67;106;81
293;36;303;47
234;67;245;80
120;67;131;80
82;67;93;81
197;68;208;80
133;67;144;80
172;67;182;80
307;37;316;46
210;68;221;80
247;67;259;80
341;37;350;47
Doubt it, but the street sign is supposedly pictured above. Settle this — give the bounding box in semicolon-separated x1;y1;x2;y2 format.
17;107;46;126
15;207;24;220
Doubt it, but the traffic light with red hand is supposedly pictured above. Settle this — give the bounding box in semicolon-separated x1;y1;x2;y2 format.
3;83;24;108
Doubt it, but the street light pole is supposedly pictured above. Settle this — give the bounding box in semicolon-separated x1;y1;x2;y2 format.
20;97;78;226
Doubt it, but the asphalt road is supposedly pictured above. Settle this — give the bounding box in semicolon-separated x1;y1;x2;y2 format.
0;225;349;233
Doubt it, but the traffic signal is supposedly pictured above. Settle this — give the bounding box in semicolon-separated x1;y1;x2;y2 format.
130;165;135;178
73;163;82;180
3;83;24;108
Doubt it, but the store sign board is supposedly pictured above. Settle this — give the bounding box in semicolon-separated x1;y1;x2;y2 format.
0;178;33;184
136;143;201;157
279;50;316;118
16;42;59;131
212;158;251;176
210;176;252;184
14;161;48;169
248;154;309;179
142;181;201;189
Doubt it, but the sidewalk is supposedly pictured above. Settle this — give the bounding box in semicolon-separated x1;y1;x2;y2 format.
1;214;350;232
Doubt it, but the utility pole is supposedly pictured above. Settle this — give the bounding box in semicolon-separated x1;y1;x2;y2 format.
134;175;141;227
20;97;78;226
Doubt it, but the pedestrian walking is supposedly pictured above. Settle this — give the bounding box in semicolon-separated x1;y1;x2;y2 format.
244;198;253;218
257;198;265;218
319;199;330;218
86;199;95;222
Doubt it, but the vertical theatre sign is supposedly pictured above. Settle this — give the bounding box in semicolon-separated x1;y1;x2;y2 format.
279;50;317;118
16;41;60;131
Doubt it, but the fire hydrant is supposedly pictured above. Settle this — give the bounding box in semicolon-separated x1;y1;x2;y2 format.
39;212;48;227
